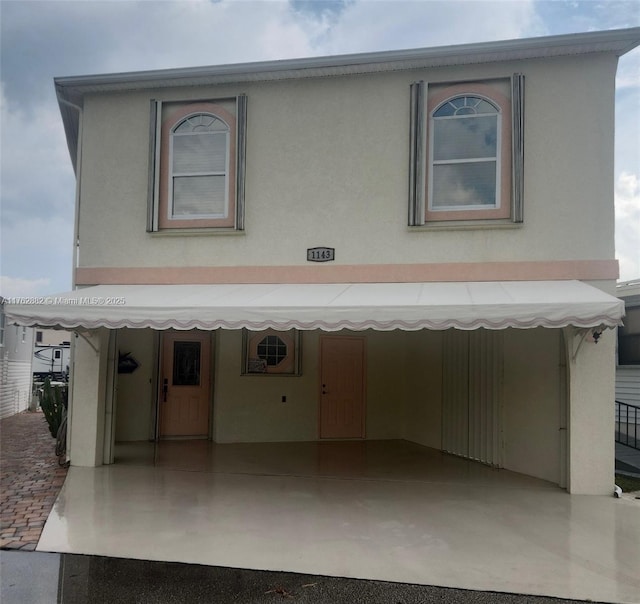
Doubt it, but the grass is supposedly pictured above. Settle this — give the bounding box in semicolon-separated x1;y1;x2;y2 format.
615;474;640;493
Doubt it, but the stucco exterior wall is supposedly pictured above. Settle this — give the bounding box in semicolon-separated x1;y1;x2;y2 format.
68;329;110;467
565;328;616;495
114;328;156;442
213;330;318;443
403;330;443;449
76;53;617;274
114;329;439;445
503;328;562;484
212;330;408;443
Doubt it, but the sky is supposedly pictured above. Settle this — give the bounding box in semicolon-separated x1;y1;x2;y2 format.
1;0;639;298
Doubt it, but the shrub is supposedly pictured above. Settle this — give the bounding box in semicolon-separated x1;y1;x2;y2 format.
38;378;68;439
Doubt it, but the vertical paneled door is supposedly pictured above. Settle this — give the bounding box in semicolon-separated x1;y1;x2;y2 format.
159;332;211;438
320;336;366;439
442;329;503;466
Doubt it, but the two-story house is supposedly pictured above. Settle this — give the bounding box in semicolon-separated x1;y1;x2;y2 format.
6;28;639;498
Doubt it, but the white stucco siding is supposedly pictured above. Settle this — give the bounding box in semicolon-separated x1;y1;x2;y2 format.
68;329;110;467
212;330;410;444
521;54;617;261
403;330;443;449
113;329;440;446
565;328;616;494
502;328;562;484
114;328;156;442
213;330;319;443
76;53;618;272
363;331;407;439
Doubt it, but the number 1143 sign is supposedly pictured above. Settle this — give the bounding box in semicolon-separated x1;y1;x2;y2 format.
307;247;335;262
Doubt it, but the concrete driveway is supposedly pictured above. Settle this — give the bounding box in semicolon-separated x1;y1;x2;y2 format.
34;440;640;604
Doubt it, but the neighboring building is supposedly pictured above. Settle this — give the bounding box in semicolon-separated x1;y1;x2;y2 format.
0;300;35;419
33;344;71;381
33;329;72;381
616;280;640;406
5;28;640;495
34;328;72;347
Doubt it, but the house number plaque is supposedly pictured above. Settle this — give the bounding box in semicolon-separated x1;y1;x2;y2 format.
307;247;335;262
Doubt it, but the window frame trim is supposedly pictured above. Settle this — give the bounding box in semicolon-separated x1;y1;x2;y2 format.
409;76;524;226
160;102;236;229
147;95;247;232
426;83;511;222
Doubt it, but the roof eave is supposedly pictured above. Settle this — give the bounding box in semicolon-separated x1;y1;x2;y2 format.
55;27;640;172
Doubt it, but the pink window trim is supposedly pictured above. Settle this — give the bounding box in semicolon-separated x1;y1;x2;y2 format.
425;83;512;222
159;102;237;229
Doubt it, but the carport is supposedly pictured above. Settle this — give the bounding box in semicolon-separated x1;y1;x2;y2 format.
6;281;636;601
4;279;624;495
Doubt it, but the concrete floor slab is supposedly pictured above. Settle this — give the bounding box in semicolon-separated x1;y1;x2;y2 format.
36;441;640;604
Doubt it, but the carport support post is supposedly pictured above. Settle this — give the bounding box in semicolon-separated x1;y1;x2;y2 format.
69;328;111;467
563;327;616;495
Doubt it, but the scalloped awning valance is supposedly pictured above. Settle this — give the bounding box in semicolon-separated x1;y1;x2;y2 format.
3;280;623;332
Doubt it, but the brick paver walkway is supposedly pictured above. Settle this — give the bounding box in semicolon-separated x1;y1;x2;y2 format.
0;411;68;550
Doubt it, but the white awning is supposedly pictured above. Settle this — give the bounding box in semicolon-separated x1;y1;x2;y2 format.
2;281;624;332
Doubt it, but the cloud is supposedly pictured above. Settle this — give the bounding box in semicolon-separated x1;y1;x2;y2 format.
615;171;640;281
0;83;74;224
318;0;539;54
0;80;75;296
0;276;52;299
1;0;321;111
534;0;640;35
0;214;73;294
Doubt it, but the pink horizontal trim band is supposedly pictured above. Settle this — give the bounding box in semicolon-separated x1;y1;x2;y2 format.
75;260;619;286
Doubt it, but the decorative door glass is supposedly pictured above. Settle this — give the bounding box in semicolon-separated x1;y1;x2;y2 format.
172;341;201;386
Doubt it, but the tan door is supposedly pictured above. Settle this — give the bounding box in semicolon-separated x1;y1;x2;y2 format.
320;336;365;439
159;331;211;438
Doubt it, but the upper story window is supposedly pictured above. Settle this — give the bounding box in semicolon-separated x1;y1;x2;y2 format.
409;76;524;225
147;96;247;232
170;113;230;220
430;95;501;213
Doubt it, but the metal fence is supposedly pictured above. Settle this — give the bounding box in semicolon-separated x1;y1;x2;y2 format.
615;400;640;450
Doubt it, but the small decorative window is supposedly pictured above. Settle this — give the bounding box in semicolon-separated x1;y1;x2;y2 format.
242;329;301;376
257;335;288;367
